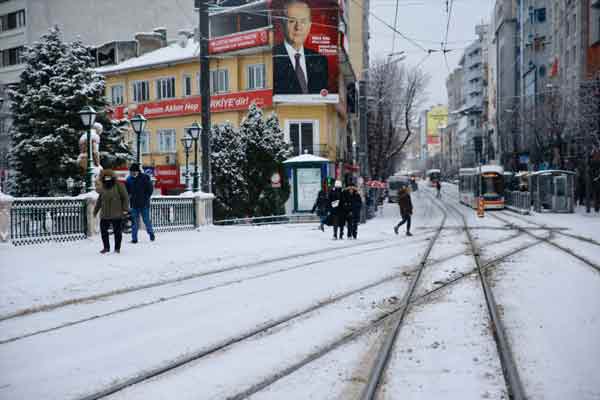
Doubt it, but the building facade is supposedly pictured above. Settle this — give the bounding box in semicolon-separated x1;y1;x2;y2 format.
98;0;366;199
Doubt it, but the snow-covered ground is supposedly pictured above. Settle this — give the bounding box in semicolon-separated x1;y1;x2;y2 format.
0;184;598;399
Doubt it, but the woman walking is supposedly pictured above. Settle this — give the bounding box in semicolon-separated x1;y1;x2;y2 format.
94;170;129;254
329;180;345;240
393;186;413;236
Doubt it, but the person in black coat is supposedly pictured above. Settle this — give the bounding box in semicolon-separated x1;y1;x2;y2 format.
329;180;346;239
394;186;413;236
311;186;330;231
125;163;155;243
346;185;363;239
273;0;329;95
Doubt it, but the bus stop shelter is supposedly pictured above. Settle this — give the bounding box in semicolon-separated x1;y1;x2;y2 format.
283;154;330;213
529;170;575;213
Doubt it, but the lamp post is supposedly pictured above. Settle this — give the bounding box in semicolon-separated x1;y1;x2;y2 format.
187;121;201;192
66;177;74;196
180;136;193;191
79;106;97;192
130;114;147;165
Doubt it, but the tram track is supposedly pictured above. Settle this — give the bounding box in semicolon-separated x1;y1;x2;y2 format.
0;236;413;323
443;199;526;400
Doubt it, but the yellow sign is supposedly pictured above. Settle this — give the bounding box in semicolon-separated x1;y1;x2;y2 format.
477;197;485;218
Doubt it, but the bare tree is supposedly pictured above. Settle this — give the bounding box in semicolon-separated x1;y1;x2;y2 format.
366;58;429;179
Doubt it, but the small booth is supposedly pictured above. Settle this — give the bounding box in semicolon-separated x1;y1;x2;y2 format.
283;154;330;213
529;170;575;213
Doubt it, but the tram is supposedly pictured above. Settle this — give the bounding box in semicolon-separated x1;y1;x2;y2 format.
426;169;441;187
387;174;411;203
458;165;505;209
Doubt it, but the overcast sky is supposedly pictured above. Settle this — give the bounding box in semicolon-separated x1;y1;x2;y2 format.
368;0;495;108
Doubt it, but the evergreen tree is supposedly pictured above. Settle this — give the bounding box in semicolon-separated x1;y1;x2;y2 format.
7;26;127;196
210;105;291;219
98;118;134;169
211;122;248;218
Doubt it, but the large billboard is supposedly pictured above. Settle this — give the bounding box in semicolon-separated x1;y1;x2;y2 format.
426;106;447;155
272;0;339;104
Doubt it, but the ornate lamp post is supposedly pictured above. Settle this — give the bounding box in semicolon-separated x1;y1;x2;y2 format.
78;106;97;192
130;114;147;165
180;136;193;191
187;121;201;192
66;177;74;196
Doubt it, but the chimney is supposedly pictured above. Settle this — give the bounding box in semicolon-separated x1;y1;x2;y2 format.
135;32;166;56
177;29;193;48
153;27;167;43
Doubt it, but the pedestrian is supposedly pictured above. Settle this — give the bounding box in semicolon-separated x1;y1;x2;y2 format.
435;180;441;199
94;169;129;254
311;182;330;231
125;163;155;243
329;180;345;240
346;184;363;239
593;173;600;212
393;186;413;236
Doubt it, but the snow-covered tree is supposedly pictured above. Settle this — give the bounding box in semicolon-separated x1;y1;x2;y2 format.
7;26;129;196
211;122;248;218
210;104;291;219
98;118;134;169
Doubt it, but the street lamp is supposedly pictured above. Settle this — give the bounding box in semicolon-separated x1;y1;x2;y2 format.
79;105;97;192
130;113;147;165
187;121;201;192
180;136;193;191
66;176;74;195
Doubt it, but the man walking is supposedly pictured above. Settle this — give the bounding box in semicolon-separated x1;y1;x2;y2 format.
435;180;442;199
311;182;330;231
329;180;346;240
346;184;363;239
394;186;413;236
126;163;155;243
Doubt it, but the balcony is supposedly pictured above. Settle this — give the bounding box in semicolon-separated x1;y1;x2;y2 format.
290;144;330;158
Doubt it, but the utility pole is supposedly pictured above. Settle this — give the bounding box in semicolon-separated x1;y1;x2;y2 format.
196;0;211;193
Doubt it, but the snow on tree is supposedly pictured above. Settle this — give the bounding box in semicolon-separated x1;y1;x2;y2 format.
98;118;134;169
210;104;291;219
211;122;248;218
7;26;131;196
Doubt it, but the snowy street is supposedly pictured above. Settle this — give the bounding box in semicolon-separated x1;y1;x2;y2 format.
1;184;600;400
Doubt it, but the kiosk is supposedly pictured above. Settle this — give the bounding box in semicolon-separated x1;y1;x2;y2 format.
529;170;575;213
283;154;331;213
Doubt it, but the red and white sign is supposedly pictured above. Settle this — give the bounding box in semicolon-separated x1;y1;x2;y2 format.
154;165;179;187
209;29;269;54
112;89;273;119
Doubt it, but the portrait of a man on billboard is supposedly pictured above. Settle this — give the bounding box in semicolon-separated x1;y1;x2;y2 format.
272;0;338;99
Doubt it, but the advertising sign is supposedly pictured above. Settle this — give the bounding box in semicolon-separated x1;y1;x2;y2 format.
209;29;269;54
426;106;447;155
154;165;179;188
111;90;273;119
296;167;321;211
272;0;339;103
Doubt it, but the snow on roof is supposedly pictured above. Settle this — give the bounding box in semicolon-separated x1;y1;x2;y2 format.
96;37;199;75
283;154;330;164
481;165;504;174
529;169;575;176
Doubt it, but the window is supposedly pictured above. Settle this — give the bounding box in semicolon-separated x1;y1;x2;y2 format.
183;74;193;96
288;121;315;155
132;81;149;102
572;45;576;65
0;9;26;32
135;130;151;154
157;129;176;153
110;85;124;105
0;46;24;67
246;64;266;90
210;69;229;94
156;77;175;100
535;8;546;23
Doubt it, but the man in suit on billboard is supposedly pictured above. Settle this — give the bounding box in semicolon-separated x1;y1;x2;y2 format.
273;0;329;95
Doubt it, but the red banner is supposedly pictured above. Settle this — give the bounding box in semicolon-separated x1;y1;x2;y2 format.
111;90;273;119
427;137;440;145
209;29;269;54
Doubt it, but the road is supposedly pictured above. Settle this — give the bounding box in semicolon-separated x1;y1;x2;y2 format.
0;184;599;400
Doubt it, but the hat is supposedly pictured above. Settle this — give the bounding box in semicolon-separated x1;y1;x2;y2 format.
334;180;342;188
129;163;141;172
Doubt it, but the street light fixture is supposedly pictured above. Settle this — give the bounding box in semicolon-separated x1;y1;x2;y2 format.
180;136;193;191
79;105;97;192
130;113;147;165
187;121;201;192
66;176;74;195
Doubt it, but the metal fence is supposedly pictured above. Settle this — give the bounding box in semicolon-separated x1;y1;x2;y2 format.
214;214;319;226
504;191;531;214
149;196;196;232
10;198;87;246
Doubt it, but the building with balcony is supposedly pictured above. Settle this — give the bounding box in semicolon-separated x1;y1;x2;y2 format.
98;0;366;196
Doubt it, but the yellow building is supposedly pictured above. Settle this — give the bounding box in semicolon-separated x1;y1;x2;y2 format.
98;0;366;196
